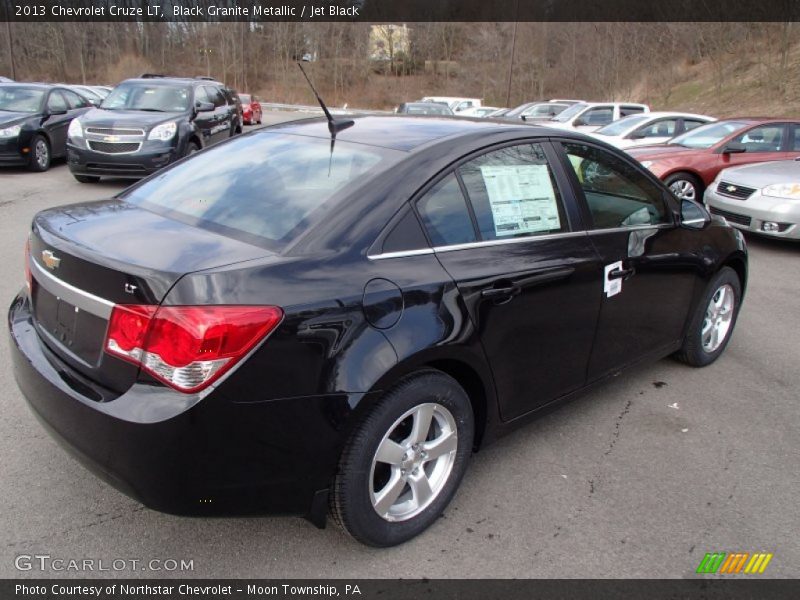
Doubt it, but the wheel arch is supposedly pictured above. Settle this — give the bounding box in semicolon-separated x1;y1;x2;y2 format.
722;251;748;298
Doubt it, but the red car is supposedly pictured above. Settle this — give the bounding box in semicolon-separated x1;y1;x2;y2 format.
239;93;262;125
627;118;800;202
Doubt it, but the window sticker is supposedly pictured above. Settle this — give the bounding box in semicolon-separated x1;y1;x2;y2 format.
479;165;561;236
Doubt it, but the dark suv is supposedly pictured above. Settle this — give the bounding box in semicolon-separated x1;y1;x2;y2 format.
66;75;242;182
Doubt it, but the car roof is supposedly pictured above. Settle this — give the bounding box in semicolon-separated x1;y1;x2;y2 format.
0;82;59;89
121;77;223;87
264;114;577;152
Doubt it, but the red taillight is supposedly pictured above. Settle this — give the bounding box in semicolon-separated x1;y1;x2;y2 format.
105;305;283;393
24;238;32;291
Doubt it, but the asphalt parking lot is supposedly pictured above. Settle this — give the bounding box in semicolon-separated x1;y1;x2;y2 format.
1;112;799;579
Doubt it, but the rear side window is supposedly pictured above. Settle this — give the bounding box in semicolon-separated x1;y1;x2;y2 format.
121;133;402;249
563;142;669;229
416;174;477;247
793;126;800;151
458;143;567;240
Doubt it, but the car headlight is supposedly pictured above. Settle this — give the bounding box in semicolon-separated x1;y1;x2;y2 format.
148;121;177;141
0;124;21;138
762;183;800;200
67;119;83;139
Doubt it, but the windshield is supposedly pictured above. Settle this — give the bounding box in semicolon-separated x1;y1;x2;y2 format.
121;133;402;249
553;102;588;122
595;115;650;136
100;83;191;112
668;120;748;149
239;94;251;103
0;86;44;113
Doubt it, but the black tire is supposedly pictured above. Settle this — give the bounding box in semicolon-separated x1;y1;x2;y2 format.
184;141;200;158
73;174;100;184
28;134;51;172
331;369;474;547
675;266;742;367
665;171;703;203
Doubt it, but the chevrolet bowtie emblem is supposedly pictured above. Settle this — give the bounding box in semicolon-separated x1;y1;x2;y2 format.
41;250;61;270
103;135;120;142
726;185;737;192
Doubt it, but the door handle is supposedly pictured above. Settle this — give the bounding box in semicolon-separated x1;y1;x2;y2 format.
481;285;521;300
608;267;635;280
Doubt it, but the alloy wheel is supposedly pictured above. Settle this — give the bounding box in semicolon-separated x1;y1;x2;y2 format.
702;283;735;352
35;140;49;169
669;179;696;201
369;402;458;522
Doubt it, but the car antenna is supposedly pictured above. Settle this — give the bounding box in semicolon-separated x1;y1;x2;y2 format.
297;62;354;138
296;62;354;176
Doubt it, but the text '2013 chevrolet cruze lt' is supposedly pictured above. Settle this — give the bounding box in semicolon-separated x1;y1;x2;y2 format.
9;115;747;546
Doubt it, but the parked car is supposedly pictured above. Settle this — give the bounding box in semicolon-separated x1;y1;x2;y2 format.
239;93;262;125
627;118;800;202
10;115;747;547
66;75;242;182
0;82;92;171
546;102;650;132
502;100;580;122
420;96;482;113
590;112;716;149
397;102;454;116
704;158;800;240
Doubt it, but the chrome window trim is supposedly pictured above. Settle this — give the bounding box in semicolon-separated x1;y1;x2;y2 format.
587;223;673;236
368;248;435;261
30;258;114;319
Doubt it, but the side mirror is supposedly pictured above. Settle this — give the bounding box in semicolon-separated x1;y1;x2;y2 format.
680;199;711;229
195;101;214;113
722;141;746;154
573;118;587;127
628;130;646;140
48;108;68;116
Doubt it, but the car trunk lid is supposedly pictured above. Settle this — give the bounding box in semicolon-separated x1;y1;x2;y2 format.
28;199;272;395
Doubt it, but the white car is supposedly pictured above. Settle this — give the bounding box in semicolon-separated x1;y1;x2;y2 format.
704;159;800;240
545;102;650;132
589;112;716;150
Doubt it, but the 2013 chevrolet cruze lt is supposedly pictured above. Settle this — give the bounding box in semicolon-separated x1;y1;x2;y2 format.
9;116;747;547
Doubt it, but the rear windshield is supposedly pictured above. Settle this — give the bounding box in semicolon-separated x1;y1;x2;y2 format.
121;132;402;250
101;82;191;113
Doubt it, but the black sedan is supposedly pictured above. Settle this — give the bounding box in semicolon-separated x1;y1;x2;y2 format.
9;116;747;547
0;83;92;171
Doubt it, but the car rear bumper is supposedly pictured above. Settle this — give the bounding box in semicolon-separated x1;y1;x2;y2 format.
67;142;177;179
704;186;800;240
8;290;357;518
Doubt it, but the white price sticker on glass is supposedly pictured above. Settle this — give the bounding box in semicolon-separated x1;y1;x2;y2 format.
479;165;561;236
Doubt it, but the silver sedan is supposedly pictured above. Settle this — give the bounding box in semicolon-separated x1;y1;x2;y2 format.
704;158;800;240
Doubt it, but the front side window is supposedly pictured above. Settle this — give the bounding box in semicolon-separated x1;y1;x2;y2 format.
730;125;785;153
580;107;614;126
635;118;678;138
62;89;88;109
563;142;670;229
416;174;477;247
121;133;401;249
46;91;68;113
458;143;567;241
204;86;227;108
